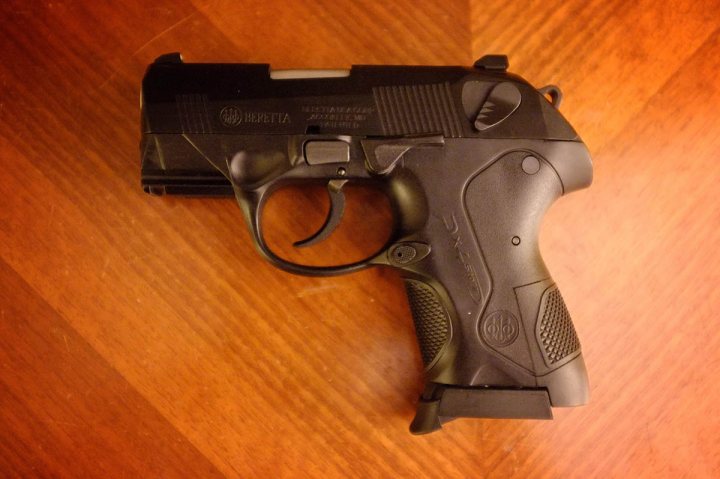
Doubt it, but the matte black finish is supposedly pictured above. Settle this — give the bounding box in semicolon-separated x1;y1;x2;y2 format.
140;53;593;434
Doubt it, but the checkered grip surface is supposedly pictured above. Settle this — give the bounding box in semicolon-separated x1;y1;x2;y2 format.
404;280;450;366
538;287;580;365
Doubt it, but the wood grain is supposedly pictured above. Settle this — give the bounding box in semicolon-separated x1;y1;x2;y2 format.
0;0;718;477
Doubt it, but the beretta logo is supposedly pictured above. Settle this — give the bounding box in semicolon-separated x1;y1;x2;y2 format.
219;106;242;127
481;310;519;348
219;106;290;127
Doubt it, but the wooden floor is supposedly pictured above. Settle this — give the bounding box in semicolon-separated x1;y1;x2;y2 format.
1;1;719;477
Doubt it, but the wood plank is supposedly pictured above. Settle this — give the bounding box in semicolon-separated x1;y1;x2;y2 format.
0;258;224;478
0;0;718;476
470;0;720;151
191;0;471;66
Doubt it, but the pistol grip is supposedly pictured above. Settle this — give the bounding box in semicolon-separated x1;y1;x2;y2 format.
391;142;592;433
404;277;589;434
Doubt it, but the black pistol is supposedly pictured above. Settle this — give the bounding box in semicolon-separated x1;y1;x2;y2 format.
140;53;592;434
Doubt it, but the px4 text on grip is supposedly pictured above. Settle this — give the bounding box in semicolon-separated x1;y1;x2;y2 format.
140;53;593;434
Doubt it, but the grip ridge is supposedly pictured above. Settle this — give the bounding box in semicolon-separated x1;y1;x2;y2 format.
373;83;461;137
538;287;580;365
404;280;450;366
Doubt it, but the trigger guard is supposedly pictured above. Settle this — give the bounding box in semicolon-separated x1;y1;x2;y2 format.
239;187;390;277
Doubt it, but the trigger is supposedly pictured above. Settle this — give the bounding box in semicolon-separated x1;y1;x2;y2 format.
293;179;348;248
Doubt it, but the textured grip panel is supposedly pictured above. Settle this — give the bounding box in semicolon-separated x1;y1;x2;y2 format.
404;280;451;366
537;287;581;366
